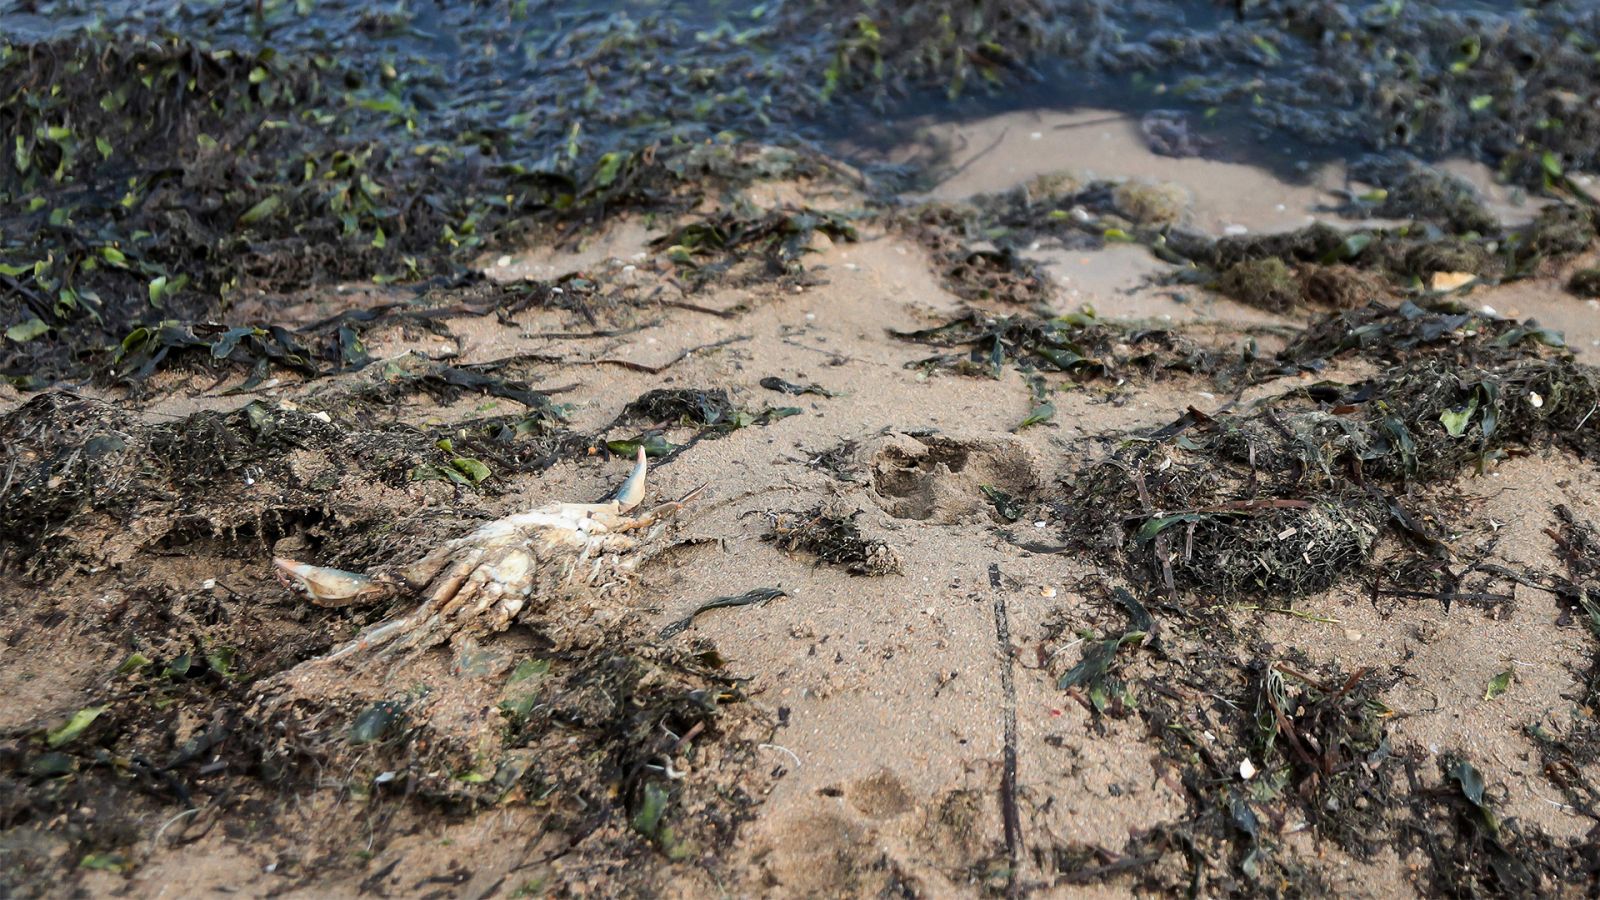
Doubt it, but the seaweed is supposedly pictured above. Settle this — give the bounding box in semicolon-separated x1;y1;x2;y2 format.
1168;203;1596;312
1340;155;1498;235
651;207;857;293
1063;348;1600;598
622;389;741;428
1250;663;1396;856
899;203;1061;307
1568;268;1600;300
1213;258;1301;313
763;506;902;576
893;308;1217;384
0;387;586;574
1272;299;1567;374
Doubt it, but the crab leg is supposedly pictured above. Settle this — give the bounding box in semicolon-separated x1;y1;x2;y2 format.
273;558;391;607
318;611;428;663
554;447;651;519
613;445;649;511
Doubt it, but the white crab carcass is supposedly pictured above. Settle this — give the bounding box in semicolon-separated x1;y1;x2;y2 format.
274;448;684;663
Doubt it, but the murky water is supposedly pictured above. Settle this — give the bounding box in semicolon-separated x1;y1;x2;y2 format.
7;0;1578;177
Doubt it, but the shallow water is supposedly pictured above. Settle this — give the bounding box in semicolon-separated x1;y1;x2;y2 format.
7;0;1578;178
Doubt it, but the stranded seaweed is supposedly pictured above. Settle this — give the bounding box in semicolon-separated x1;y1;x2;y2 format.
1062;321;1597;598
763;505;903;576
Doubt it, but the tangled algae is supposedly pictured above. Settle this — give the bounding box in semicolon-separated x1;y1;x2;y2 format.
763;505;903;576
1170;203;1598;313
1062;312;1598;598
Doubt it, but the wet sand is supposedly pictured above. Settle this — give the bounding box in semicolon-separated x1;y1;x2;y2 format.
7;108;1600;897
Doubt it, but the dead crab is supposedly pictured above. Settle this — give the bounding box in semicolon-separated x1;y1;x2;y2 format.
274;448;690;664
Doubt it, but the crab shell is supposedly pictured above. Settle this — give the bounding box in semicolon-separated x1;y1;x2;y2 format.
273;447;674;663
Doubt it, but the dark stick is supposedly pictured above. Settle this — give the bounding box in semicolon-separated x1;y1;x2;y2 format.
989;563;1023;896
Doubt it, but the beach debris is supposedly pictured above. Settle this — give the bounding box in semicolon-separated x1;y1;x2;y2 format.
274;448;692;663
622;388;740;427
1139;110;1204;158
763;505;902;576
658;588;787;639
1428;271;1478;293
980;484;1024;521
619;387;800;433
1567;268;1600;298
759;376;835;397
1064;342;1600;598
1483;668;1514;701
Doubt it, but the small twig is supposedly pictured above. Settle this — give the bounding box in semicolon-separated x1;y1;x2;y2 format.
594;335;749;374
781;337;884;366
662;300;744;319
518;321;659;340
1051;113;1136;131
1227;605;1342;624
1372;589;1513;605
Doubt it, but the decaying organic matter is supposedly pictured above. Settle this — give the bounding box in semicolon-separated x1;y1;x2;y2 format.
763;505;903;576
273;448;693;665
1062;337;1599;598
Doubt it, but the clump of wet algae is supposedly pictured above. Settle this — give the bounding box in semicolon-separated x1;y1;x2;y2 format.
1030;297;1600;895
1167;201;1597;314
763;504;904;576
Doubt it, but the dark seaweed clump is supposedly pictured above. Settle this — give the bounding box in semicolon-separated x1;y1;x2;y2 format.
894;307;1222;387
1170;204;1598;313
1060;304;1596;598
1037;521;1600;895
1065;632;1600;895
1340;154;1499;235
1568;269;1600;299
652;206;858;292
903;166;1596;321
0;365;594;574
763;505;903;576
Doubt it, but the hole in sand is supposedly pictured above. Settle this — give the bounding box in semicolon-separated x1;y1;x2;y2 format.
869;435;1035;524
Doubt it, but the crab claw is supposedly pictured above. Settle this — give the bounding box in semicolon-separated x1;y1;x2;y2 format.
613;446;648;512
273;557;391;608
